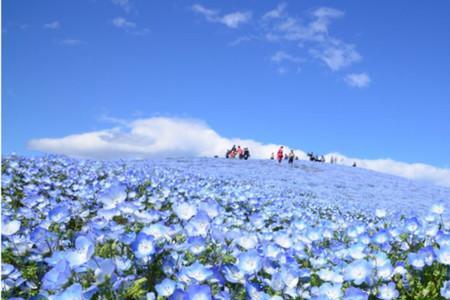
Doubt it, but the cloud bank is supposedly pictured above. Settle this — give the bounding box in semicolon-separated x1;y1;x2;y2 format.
28;117;450;188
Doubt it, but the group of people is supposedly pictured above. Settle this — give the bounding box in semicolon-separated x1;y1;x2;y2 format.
271;148;357;167
225;145;250;160
270;146;298;165
307;152;326;162
223;145;357;167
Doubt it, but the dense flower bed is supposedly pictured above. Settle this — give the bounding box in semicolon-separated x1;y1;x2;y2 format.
1;155;450;299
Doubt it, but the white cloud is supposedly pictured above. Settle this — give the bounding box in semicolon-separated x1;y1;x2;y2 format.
312;7;344;19
112;0;132;13
29;117;450;187
327;153;450;188
195;3;364;77
44;21;60;30
112;17;136;28
345;72;371;88
228;36;256;47
112;17;149;35
29;117;299;160
310;39;361;71
221;12;252;29
271;51;303;64
192;4;251;29
60;39;82;46
263;3;286;20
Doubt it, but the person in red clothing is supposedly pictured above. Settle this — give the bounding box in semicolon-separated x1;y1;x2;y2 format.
237;146;244;159
277;146;284;163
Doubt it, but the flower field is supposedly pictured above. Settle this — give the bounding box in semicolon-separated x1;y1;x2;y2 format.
1;155;450;299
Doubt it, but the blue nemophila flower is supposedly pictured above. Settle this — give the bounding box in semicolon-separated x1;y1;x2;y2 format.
407;252;425;270
343;287;369;300
280;266;300;288
198;201;220;219
66;236;95;268
343;259;373;285
404;217;420;233
317;282;343;300
97;184;127;209
186;237;206;255
42;260;71;290
372;229;391;245
155;278;176;297
53;283;84;300
236;234;258;250
246;282;271;300
173;202;197;221
435;246;450;265
263;243;282;259
222;265;245;284
377;282;399;300
436;231;450;247
45;251;67;266
186;211;210;237
375;208;387;218
431;203;445;215
143;222;170;240
131;232;155;259
441;280;450;299
347;243;367;260
94;258;115;283
2;264;24;292
185;284;212;300
237;249;262;275
419;246;435;266
377;262;394;280
274;232;292;249
184;261;213;282
31;227;58;253
49;205;71;223
2;219;21;236
317;268;343;283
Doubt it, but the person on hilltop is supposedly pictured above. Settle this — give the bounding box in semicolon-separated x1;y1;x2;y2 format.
277;146;284;163
270;153;275;160
237;146;244;159
288;150;295;166
243;147;250;160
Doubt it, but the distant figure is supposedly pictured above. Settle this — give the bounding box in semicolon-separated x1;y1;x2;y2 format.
243;148;250;160
284;153;289;160
295;156;299;160
288;150;295;165
214;155;219;158
352;162;357;167
237;146;244;159
277;146;284;163
320;155;325;163
270;153;275;160
225;150;230;158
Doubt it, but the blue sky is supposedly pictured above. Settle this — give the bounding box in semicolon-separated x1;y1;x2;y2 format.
3;0;450;170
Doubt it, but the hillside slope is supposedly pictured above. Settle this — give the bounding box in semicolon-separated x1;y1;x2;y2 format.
153;157;450;219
